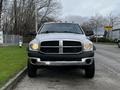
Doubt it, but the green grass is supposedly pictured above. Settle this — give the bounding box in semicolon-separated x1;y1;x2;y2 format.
0;46;27;88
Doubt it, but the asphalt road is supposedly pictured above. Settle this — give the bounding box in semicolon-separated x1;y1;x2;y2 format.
14;44;120;90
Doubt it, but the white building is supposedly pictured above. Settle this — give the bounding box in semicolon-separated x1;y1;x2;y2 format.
110;22;120;40
0;31;3;44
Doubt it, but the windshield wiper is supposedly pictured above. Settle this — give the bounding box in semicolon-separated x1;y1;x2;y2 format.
41;31;56;34
41;31;81;34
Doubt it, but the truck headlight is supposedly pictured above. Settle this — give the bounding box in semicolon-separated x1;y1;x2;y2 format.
29;43;39;51
83;43;93;51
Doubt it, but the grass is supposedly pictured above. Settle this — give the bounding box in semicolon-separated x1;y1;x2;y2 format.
0;46;27;88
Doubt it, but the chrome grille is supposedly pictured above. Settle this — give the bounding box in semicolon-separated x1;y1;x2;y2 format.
40;41;82;54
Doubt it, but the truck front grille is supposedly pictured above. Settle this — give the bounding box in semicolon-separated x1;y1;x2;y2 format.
40;41;82;54
40;41;59;53
63;41;81;46
41;41;59;46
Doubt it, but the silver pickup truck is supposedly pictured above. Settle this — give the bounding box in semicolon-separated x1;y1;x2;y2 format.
27;23;95;78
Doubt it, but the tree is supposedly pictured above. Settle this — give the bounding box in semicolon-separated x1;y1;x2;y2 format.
2;0;61;35
104;13;119;38
82;21;94;34
37;0;61;25
1;0;61;43
0;0;3;30
108;13;119;27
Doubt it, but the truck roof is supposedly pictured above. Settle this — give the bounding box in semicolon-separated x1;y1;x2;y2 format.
44;22;79;25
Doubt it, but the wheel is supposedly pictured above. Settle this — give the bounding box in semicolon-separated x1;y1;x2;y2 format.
85;60;95;78
118;42;120;48
27;60;37;77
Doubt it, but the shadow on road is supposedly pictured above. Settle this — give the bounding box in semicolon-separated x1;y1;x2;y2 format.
37;68;85;79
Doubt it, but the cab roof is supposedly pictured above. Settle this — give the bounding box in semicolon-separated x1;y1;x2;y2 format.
44;22;79;25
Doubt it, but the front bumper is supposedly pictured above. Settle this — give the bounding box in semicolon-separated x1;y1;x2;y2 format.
29;57;94;66
28;51;94;59
28;51;94;66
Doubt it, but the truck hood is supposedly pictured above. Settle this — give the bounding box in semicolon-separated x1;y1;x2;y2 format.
35;33;88;43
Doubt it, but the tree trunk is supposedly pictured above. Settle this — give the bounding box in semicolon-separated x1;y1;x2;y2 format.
13;0;18;35
0;0;3;31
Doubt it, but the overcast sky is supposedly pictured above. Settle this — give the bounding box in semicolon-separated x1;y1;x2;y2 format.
60;0;120;17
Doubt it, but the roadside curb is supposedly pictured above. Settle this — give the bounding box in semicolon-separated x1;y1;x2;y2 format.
1;67;27;90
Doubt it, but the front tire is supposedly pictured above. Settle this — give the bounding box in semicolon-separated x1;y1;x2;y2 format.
27;61;37;78
85;60;95;78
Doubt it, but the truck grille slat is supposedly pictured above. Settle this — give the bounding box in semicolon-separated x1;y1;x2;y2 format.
40;47;59;53
63;41;82;46
41;41;59;46
63;47;82;53
40;41;82;54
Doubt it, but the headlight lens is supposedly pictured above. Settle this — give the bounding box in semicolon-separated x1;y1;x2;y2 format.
84;43;93;51
30;43;39;51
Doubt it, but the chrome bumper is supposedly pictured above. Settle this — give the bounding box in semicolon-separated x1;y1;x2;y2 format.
29;57;94;66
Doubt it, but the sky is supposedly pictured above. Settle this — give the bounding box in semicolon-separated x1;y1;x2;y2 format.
60;0;120;17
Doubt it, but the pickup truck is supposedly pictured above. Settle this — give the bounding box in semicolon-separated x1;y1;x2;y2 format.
27;23;95;78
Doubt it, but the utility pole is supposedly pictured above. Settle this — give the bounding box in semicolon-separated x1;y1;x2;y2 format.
96;25;98;43
35;0;38;33
95;20;99;43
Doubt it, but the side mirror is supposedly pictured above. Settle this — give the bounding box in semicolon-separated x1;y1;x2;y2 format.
85;30;94;36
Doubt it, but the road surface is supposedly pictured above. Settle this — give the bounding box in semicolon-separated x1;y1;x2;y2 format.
14;44;120;90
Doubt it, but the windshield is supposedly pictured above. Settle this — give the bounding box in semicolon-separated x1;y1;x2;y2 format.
38;23;84;34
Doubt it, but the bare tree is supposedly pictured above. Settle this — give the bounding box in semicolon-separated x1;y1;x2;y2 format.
89;15;106;42
104;13;120;38
0;0;3;30
37;0;61;25
82;21;94;33
1;0;61;42
0;0;3;18
108;13;119;27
